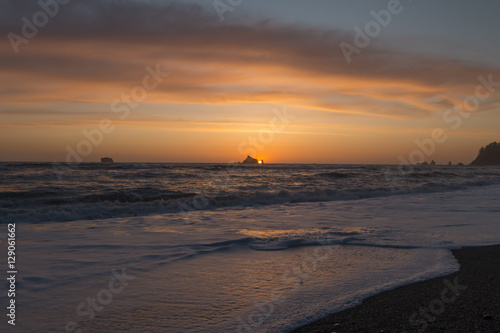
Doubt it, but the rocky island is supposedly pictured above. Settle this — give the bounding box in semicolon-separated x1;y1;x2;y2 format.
101;157;114;163
470;141;500;166
241;155;263;164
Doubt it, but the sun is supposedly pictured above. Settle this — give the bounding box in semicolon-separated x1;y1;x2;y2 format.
258;160;263;164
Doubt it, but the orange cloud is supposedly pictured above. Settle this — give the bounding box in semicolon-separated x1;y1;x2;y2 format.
1;1;499;162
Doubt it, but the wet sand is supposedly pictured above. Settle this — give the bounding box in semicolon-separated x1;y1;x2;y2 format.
291;245;500;333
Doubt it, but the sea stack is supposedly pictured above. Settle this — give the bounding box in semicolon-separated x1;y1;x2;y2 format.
242;155;259;164
101;157;114;163
469;142;500;166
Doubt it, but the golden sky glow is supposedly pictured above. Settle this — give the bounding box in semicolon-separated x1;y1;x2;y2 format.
1;1;499;163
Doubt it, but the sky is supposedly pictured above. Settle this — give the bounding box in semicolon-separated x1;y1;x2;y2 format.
1;0;499;164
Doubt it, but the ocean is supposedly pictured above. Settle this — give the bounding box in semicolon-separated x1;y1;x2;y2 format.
1;163;500;332
2;162;500;224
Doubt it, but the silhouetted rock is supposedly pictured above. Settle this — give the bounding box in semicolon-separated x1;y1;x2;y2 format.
421;161;429;166
448;161;452;166
457;162;464;166
430;160;436;166
101;157;114;163
242;155;259;164
470;142;500;166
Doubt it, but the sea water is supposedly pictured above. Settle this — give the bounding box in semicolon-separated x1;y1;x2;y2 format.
2;162;500;224
1;163;500;332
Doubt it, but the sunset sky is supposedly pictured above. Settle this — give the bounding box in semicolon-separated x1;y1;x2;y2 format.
1;0;499;163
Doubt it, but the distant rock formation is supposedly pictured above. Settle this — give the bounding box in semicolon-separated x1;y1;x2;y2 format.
101;157;114;163
448;161;452;166
470;142;500;166
416;161;438;166
242;155;261;164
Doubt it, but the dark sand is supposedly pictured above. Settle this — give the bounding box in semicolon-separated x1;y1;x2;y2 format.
291;245;500;333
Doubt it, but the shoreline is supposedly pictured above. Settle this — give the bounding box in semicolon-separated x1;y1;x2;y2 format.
291;245;500;333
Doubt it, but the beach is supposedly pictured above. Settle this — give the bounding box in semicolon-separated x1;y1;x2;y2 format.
292;245;500;333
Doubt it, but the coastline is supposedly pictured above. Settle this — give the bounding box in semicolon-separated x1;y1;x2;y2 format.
290;245;500;333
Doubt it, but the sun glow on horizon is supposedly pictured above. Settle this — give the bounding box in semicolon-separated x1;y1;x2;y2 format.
0;1;499;163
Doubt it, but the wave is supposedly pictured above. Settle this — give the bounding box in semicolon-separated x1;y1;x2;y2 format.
0;190;61;199
192;227;450;254
2;163;500;224
201;235;366;251
407;171;463;178
317;171;352;178
78;189;197;203
2;181;499;224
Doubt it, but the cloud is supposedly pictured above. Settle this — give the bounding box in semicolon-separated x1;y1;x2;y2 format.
1;0;499;120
